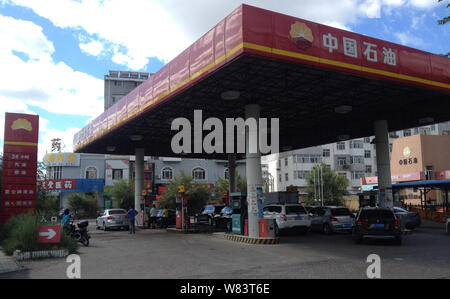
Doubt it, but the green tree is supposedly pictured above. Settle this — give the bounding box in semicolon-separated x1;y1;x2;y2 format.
305;163;349;206
214;172;247;202
438;0;450;57
186;184;210;216
158;170;194;210
67;193;98;218
111;179;135;209
159;170;211;215
438;0;449;25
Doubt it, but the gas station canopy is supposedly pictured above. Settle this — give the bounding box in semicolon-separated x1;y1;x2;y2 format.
74;5;450;159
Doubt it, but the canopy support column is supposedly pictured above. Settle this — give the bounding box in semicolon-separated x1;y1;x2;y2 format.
245;104;263;238
374;120;393;208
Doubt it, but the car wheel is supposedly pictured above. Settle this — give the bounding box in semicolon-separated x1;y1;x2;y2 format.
323;224;332;235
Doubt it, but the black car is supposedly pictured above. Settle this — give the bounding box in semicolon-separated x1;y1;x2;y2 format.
156;209;176;228
353;207;402;245
196;205;225;226
213;206;233;231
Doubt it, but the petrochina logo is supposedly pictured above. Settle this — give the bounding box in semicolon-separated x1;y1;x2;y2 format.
290;21;314;50
403;146;411;158
11;118;32;131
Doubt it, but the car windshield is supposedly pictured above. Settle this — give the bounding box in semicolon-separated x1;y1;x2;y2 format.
204;206;215;213
331;208;352;216
286;205;307;215
360;210;395;222
221;207;232;214
109;209;126;215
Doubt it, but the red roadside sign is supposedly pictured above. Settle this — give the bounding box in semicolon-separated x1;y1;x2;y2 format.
37;225;61;243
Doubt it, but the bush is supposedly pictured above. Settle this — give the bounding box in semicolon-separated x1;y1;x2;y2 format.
68;193;98;219
0;212;79;256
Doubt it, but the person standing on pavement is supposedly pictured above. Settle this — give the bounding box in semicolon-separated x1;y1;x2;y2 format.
127;206;138;234
150;204;158;229
162;206;169;229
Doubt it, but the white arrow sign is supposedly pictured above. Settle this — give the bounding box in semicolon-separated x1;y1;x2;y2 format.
39;229;57;240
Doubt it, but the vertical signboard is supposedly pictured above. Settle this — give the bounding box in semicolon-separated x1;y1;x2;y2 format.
1;113;39;225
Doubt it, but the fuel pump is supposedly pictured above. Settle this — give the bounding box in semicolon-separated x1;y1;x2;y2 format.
231;192;247;235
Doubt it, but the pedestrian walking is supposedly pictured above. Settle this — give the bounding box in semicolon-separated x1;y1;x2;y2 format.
127;206;138;234
150;204;158;229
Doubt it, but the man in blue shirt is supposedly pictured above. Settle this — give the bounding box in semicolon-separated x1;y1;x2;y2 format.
127;207;138;234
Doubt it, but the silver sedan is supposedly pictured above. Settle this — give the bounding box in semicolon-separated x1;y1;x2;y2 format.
96;209;129;231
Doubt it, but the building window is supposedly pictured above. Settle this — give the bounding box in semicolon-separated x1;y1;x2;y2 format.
323;149;330;157
350;140;363;149
85;166;98;179
161;167;173;181
364;150;371;158
294;170;309;179
364;137;371;143
351;171;365;180
114;81;123;86
337;142;346;150
285;173;289;181
284;158;288;166
365;165;372;173
389;143;393;153
47;166;63;180
192;167;206;181
112;169;123;180
279;174;282;182
294;154;322;164
337;157;347;166
224;168;229;180
350;156;364;164
403;129;411;137
414;128;419;135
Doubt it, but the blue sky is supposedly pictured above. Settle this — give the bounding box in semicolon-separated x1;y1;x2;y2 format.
0;0;448;161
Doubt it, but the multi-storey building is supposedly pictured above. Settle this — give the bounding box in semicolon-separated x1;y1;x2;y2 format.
104;70;150;111
262;121;450;200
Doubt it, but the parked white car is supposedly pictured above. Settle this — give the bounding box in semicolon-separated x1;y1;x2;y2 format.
263;204;311;236
446;218;450;235
96;209;129;231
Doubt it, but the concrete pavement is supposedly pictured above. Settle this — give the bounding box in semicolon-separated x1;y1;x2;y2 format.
0;248;22;275
1;223;449;279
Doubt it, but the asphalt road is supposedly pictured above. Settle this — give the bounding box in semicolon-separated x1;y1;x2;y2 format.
1;222;449;279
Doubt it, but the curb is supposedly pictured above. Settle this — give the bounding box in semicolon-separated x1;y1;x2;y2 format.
13;249;69;261
224;234;279;245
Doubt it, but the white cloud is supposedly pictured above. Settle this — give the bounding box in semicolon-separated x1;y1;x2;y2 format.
38;126;80;161
0;14;104;118
79;39;104;56
359;0;382;18
5;0;438;70
395;31;425;46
